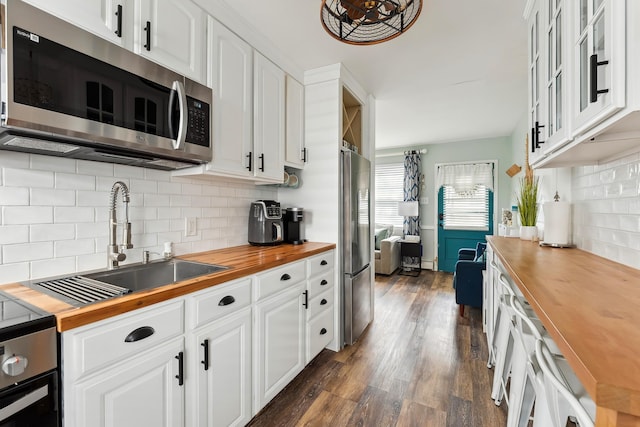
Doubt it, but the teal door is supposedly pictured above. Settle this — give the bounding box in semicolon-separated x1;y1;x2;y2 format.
437;186;494;273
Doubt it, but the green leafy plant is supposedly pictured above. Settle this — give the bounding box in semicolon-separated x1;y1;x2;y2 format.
517;175;539;226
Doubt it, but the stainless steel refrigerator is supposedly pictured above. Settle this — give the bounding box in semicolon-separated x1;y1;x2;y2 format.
341;150;372;346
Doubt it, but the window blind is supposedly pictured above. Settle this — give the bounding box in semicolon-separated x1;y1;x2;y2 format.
443;185;490;230
374;163;404;229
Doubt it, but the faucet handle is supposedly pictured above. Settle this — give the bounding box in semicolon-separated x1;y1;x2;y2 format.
122;222;133;249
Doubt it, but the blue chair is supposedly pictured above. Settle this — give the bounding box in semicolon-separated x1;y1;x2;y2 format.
452;242;486;316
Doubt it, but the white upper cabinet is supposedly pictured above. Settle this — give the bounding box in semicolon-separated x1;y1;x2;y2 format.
541;0;572;156
253;52;286;183
285;76;306;169
136;0;206;83
525;0;546;164
571;0;625;135
207;19;254;179
23;0;206;83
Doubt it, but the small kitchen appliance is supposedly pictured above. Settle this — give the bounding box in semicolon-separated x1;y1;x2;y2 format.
248;200;284;246
283;207;305;245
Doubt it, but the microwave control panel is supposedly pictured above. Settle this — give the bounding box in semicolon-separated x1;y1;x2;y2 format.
186;97;210;147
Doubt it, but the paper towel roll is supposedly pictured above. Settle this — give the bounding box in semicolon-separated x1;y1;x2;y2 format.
543;202;571;245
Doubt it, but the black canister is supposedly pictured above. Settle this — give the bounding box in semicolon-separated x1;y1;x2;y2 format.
283;207;304;244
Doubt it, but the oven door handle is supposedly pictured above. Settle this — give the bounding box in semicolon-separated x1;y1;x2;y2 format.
0;384;48;422
168;80;188;151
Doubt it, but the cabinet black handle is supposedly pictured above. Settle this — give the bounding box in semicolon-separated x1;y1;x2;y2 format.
302;147;307;163
259;154;265;172
201;339;209;371
144;21;151;51
590;53;610;103
320;279;328;286
320;328;327;335
303;290;308;309
175;351;184;386
218;295;236;306
320;260;328;266
531;127;536;153
320;298;328;305
534;121;545;149
246;152;253;171
114;5;123;37
124;326;155;342
280;273;291;281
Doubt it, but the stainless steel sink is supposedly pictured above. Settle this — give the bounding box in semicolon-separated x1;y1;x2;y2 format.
26;259;228;307
84;259;228;293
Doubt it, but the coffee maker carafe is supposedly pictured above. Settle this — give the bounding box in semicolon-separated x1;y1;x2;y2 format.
248;200;283;246
284;207;304;245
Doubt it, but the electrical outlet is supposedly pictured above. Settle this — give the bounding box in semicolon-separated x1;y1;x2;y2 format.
185;217;197;236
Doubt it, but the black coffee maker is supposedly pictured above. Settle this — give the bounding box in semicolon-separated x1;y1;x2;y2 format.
283;207;304;245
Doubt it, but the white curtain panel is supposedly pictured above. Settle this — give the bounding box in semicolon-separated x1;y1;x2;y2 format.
437;163;494;194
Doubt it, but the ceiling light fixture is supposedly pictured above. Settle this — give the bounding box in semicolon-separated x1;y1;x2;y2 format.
321;0;422;45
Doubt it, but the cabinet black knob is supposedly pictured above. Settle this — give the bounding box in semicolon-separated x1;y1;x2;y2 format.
320;328;327;335
281;273;291;281
320;260;328;266
320;280;328;286
218;295;236;306
320;299;327;305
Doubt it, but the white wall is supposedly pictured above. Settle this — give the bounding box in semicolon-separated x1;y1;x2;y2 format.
572;152;640;269
0;151;277;283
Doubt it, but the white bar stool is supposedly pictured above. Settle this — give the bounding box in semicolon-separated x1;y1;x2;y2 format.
535;338;596;427
507;294;562;427
489;273;515;405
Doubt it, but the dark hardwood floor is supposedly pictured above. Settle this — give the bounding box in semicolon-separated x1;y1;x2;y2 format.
248;270;506;427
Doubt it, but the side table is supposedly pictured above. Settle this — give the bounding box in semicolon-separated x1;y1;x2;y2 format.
399;240;421;276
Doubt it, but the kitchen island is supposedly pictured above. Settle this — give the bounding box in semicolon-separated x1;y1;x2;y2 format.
487;236;640;427
0;242;335;331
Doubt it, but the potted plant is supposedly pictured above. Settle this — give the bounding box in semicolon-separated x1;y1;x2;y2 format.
517;135;539;240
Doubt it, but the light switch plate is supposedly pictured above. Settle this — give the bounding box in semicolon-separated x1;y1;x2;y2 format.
185;217;197;236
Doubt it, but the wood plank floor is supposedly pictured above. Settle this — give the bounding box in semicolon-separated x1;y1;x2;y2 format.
247;270;506;427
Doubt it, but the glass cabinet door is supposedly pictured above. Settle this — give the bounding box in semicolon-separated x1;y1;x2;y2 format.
572;0;625;134
527;1;545;162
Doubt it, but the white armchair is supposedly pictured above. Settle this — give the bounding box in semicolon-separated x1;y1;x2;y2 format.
374;224;401;275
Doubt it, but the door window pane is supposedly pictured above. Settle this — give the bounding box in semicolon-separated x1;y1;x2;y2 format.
580;38;588;111
443;185;490;231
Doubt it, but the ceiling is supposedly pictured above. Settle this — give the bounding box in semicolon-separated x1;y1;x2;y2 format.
215;0;528;150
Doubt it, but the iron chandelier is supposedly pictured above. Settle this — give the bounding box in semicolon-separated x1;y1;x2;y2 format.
321;0;422;45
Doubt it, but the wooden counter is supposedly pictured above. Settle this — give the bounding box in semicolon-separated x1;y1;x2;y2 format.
487;236;640;427
0;242;335;332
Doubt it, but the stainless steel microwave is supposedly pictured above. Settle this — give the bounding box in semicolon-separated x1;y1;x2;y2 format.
0;0;212;170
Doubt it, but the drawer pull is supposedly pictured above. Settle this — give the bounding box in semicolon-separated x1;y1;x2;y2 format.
124;326;155;343
320;279;328;286
320;328;327;335
201;339;210;371
303;290;309;309
320;260;328;266
280;273;291;281
218;295;236;306
320;298;328;305
175;352;184;386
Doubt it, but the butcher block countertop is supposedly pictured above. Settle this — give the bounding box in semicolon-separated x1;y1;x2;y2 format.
487;236;640;427
0;242;335;333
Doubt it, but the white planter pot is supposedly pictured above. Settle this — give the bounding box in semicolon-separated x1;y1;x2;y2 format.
519;225;538;241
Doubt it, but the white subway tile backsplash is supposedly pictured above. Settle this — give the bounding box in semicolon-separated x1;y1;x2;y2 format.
55;238;95;257
0;262;29;283
30;224;75;242
4;206;53;224
0;226;29;244
54;207;95;223
31;188;75;206
31;257;77;280
0;151;276;282
77;160;114;177
56;173;96;190
0;187;29;205
30;155;76;173
4;168;54;188
3;242;53;263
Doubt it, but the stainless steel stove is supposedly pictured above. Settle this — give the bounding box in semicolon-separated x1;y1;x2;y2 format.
0;290;58;426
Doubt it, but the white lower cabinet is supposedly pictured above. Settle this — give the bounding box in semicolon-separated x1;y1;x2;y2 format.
62;299;185;427
189;308;252;427
62;250;335;427
73;337;185;427
254;281;306;412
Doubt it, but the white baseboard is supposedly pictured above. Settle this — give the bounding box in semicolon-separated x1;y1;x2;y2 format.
421;260;433;270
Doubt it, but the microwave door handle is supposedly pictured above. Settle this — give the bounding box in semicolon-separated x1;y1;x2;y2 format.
169;80;188;150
